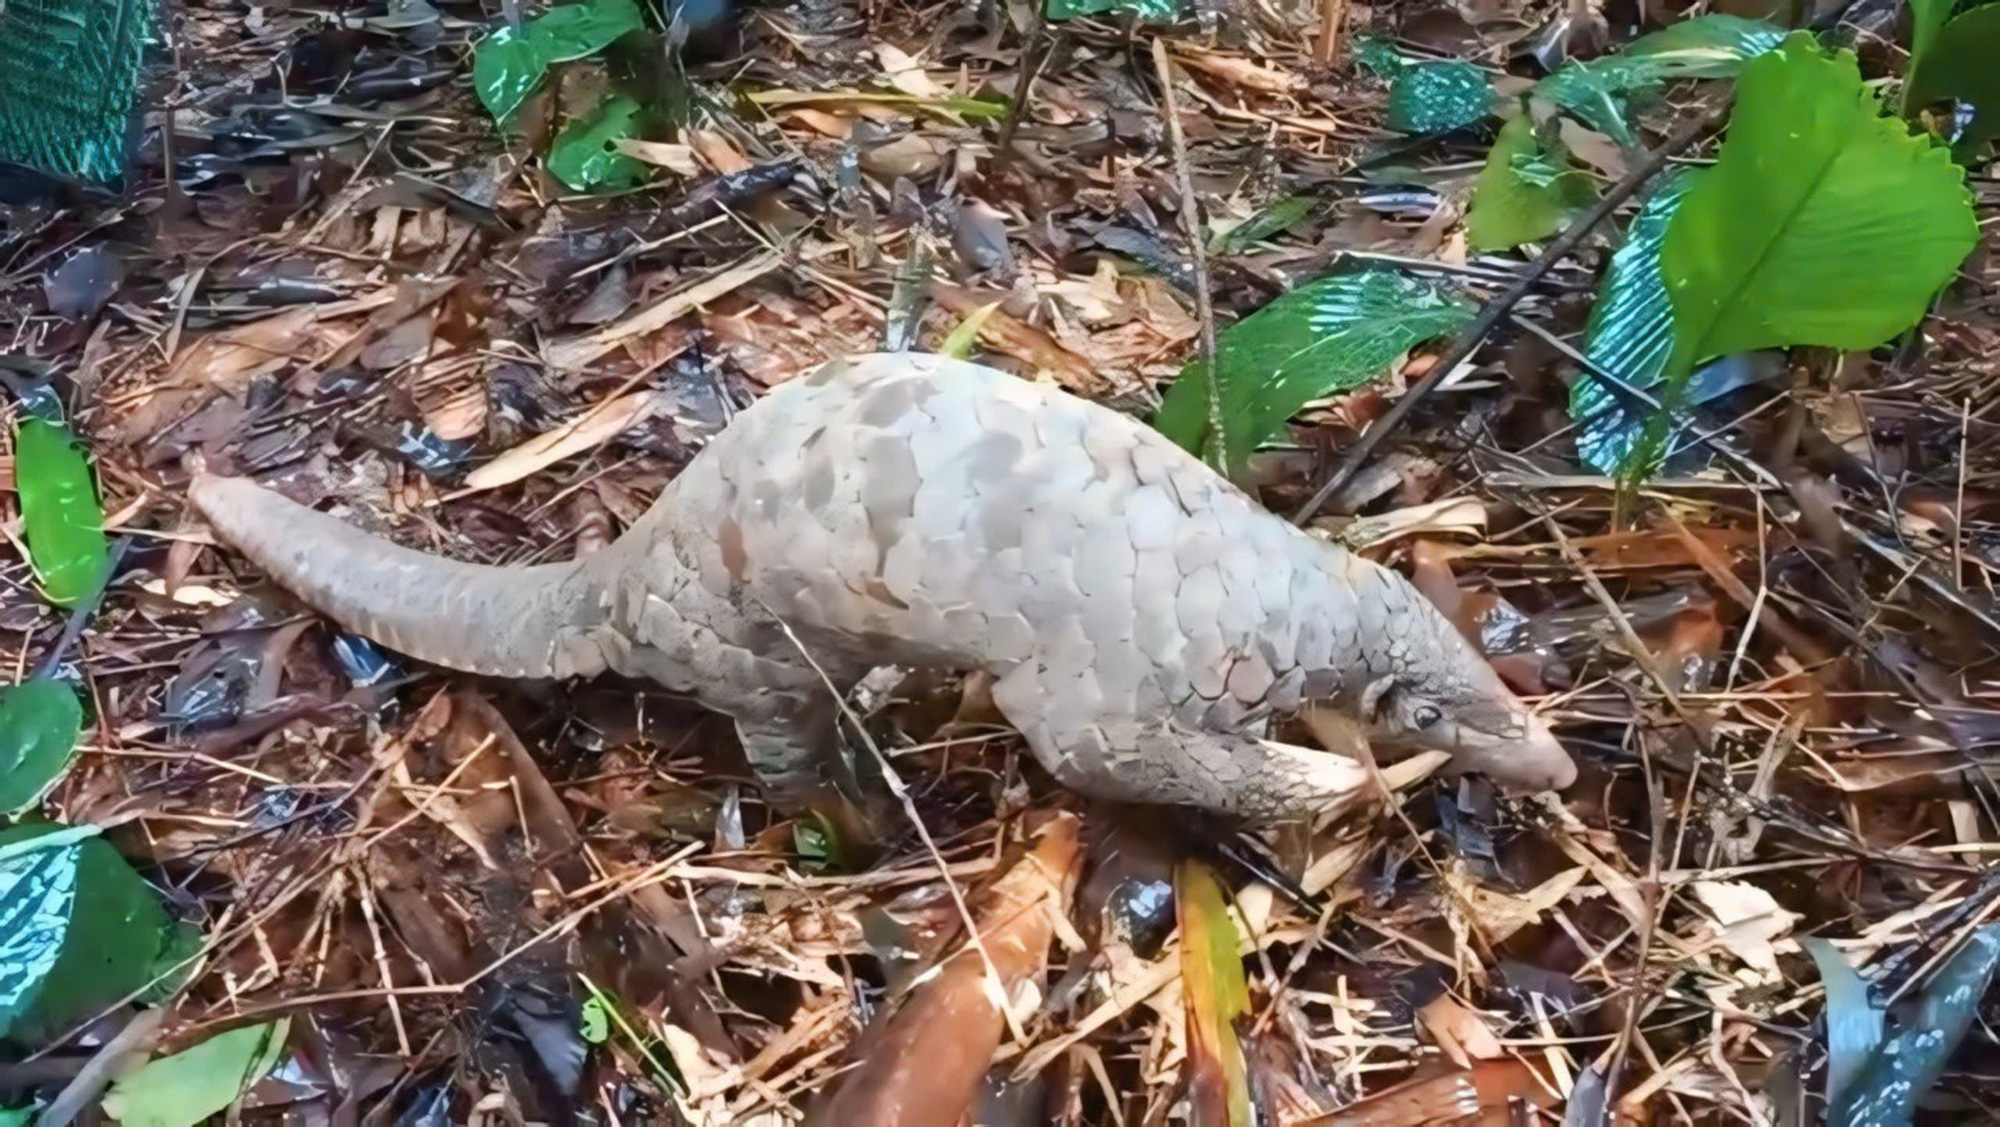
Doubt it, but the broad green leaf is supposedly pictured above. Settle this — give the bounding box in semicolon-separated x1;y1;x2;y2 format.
1355;40;1493;134
547;94;649;192
1466;114;1598;251
1536;15;1784;145
0;680;85;815
0;1105;29;1126
472;25;546;121
1902;0;1959;112
1832;923;2000;1126
1903;3;2000;154
102;1018;290;1127
1642;33;1978;470
0;823;173;1046
1045;0;1177;21
14;418;108;609
1153;270;1474;471
1212;195;1322;254
1803;937;1882;1109
1570;168;1761;473
1176;860;1250;1127
530;0;644;62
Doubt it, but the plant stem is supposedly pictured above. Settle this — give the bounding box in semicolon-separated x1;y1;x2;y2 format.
1152;37;1225;474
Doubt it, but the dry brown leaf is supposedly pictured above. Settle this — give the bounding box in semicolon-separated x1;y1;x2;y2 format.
1689;880;1799;982
874;42;949;99
1417;994;1504;1069
933;285;1103;394
1451;864;1586;946
547;249;784;370
460;389;663;493
810;812;1082;1127
1297;1059;1558;1126
1170;48;1306;93
165;306;326;391
618;139;701;175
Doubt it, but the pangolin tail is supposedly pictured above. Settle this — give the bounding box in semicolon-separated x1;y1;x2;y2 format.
189;474;613;680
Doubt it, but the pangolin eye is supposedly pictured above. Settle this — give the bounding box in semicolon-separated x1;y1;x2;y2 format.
1412;704;1443;730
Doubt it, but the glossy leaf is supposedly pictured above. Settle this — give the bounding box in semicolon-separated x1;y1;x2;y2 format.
0;680;84;815
1045;0;1177;21
1638;33;1978;473
547;94;649;192
471;25;546;120
1153;270;1474;472
1466;114;1598;251
0;823;173;1046
102;1018;290;1127
1831;923;2000;1126
1903;3;2000;154
530;0;643;61
1536;15;1785;145
1177;860;1251;1127
1570;169;1757;474
0;1106;29;1126
14;418;109;608
1213;195;1322;254
1388;62;1492;135
1803;938;1882;1109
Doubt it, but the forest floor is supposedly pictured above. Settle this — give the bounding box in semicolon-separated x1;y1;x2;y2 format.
4;0;2000;1122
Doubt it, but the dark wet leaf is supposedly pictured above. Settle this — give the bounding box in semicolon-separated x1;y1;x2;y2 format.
394;1082;454;1127
1632;35;1978;477
43;244;122;321
952;200;1015;276
1357;40;1493;135
163;640;262;731
472;26;547;120
1804;937;1882;1108
0;680;84;814
1212;195;1323;254
1466;114;1598;251
1177;859;1251;1127
0;823;174;1046
101;1018;291;1127
547;94;648;192
14;418;109;608
1153;269;1474;472
1832;923;2000;1126
1903;2;2000;156
331;635;398;686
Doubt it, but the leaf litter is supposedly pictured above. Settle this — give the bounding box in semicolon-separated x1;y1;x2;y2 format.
1;0;2000;1122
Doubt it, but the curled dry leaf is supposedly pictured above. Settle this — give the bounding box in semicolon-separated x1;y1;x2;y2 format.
1417;993;1504;1069
1170;48;1307;94
810;811;1081;1127
460;389;663;493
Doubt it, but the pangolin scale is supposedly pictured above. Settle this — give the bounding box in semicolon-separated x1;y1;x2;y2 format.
191;353;1575;819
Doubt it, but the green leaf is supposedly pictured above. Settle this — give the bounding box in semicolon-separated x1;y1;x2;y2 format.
102;1018;290;1127
579;994;610;1043
472;25;547;121
1387;61;1493;135
1212;195;1322;254
1903;0;1959;112
0;680;84;815
1903;3;2000;154
1153;270;1474;471
529;0;644;62
0;1105;30;1126
1176;860;1251;1127
546;94;649;192
1044;0;1177;21
1657;33;1977;392
0;823;173;1046
1802;937;1883;1109
14;418;108;609
939;301;1000;360
1466;114;1598;251
1536;15;1785;145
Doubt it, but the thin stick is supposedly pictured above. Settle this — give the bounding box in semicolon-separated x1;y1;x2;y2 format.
1291;108;1722;524
1314;0;1348;67
1152;37;1225;472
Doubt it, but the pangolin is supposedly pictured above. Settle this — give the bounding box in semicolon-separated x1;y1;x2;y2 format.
190;352;1576;820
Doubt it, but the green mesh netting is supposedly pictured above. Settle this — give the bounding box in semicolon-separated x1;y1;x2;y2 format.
0;0;160;185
